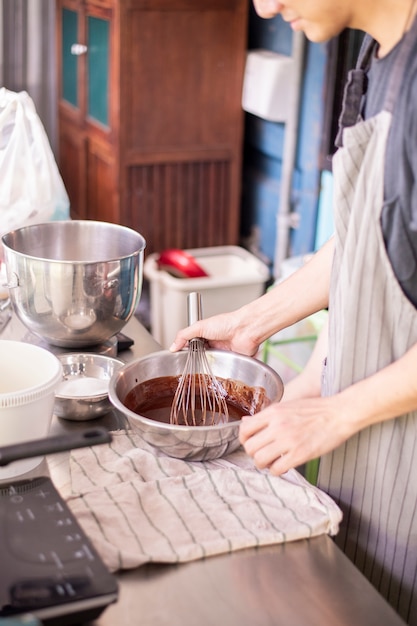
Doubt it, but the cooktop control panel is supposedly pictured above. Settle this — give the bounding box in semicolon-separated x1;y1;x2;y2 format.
0;476;118;625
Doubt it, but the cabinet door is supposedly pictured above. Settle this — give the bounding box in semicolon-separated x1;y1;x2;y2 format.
120;0;248;253
58;118;87;220
85;11;111;128
86;137;116;222
61;6;79;109
84;5;115;219
59;0;111;127
57;0;115;220
58;0;85;123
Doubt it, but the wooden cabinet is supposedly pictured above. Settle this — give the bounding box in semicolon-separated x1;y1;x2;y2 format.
56;0;248;255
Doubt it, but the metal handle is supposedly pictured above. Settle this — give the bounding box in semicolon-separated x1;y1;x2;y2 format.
187;292;205;349
6;272;19;289
0;428;112;467
187;291;203;325
71;43;88;56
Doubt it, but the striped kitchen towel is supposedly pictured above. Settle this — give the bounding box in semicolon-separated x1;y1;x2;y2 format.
66;430;342;572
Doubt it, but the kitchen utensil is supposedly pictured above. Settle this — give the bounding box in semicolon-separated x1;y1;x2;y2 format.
108;349;284;461
1;220;146;348
156;248;209;278
54;353;124;421
0;427;111;466
170;292;228;426
0;340;62;480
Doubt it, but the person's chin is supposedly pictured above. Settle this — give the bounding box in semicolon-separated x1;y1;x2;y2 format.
298;23;340;43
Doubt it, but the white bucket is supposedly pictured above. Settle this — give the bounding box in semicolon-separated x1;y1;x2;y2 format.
0;340;62;480
144;246;270;348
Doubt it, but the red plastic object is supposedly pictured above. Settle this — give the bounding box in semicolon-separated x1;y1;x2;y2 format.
156;249;209;278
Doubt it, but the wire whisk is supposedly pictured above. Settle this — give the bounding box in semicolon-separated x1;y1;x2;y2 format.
170;292;229;427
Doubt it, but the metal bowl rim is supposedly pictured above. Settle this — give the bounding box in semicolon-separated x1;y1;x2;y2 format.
56;352;124;401
108;348;283;433
1;220;147;264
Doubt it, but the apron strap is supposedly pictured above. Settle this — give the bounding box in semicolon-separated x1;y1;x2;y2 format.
334;67;368;147
384;13;417;112
335;15;417;148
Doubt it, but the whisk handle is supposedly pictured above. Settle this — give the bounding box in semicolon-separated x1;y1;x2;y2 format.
187;291;203;325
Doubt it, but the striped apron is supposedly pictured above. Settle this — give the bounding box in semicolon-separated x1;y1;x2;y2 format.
318;20;417;625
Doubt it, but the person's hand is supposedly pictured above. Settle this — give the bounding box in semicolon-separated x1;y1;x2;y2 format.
239;395;352;476
169;309;261;357
170;239;334;358
242;337;417;476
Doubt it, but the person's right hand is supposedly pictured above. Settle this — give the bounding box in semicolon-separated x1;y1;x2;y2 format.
169;308;261;357
170;239;333;358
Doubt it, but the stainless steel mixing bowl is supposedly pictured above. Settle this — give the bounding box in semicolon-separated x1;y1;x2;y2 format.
55;353;124;421
108;349;284;461
2;220;146;347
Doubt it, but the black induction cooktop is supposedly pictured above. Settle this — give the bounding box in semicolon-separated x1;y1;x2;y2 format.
0;476;118;625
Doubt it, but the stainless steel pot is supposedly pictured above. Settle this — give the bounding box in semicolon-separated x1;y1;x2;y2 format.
108;349;284;461
2;220;146;347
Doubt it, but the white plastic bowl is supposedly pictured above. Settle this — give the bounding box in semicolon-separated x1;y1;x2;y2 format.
0;340;62;480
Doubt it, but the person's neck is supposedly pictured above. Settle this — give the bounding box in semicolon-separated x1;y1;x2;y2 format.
369;0;417;58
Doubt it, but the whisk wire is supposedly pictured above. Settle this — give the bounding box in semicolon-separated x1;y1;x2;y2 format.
170;295;229;427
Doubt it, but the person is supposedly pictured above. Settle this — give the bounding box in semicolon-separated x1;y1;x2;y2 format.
170;0;417;623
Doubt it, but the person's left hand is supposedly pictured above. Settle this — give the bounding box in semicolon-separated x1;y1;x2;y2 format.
239;395;352;475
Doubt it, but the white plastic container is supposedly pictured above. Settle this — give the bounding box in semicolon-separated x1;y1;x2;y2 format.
0;340;62;480
242;49;295;122
144;246;270;348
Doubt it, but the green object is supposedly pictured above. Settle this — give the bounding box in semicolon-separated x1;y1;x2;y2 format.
87;16;109;126
304;457;320;486
261;334;318;374
62;8;78;107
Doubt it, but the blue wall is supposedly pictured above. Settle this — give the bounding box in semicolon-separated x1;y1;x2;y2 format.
241;7;328;267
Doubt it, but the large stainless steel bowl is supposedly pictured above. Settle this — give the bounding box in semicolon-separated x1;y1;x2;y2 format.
108;349;284;461
2;220;146;347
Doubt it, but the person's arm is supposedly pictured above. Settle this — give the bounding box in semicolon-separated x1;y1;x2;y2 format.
282;315;328;401
170;237;334;356
240;338;417;475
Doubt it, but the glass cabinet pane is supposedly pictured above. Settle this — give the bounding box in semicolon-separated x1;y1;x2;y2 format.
62;8;78;107
87;16;109;127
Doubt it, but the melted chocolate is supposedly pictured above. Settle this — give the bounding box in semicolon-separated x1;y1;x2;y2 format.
124;375;270;427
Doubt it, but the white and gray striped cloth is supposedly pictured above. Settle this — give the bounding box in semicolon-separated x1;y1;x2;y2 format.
66;431;342;572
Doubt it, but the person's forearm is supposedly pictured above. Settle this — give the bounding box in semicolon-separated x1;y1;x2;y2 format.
336;341;417;437
170;238;333;355
236;238;333;347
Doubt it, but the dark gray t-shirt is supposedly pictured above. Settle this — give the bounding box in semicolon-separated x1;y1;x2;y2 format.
340;32;417;307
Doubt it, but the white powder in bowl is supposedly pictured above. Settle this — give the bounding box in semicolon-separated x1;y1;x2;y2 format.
57;376;109;398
